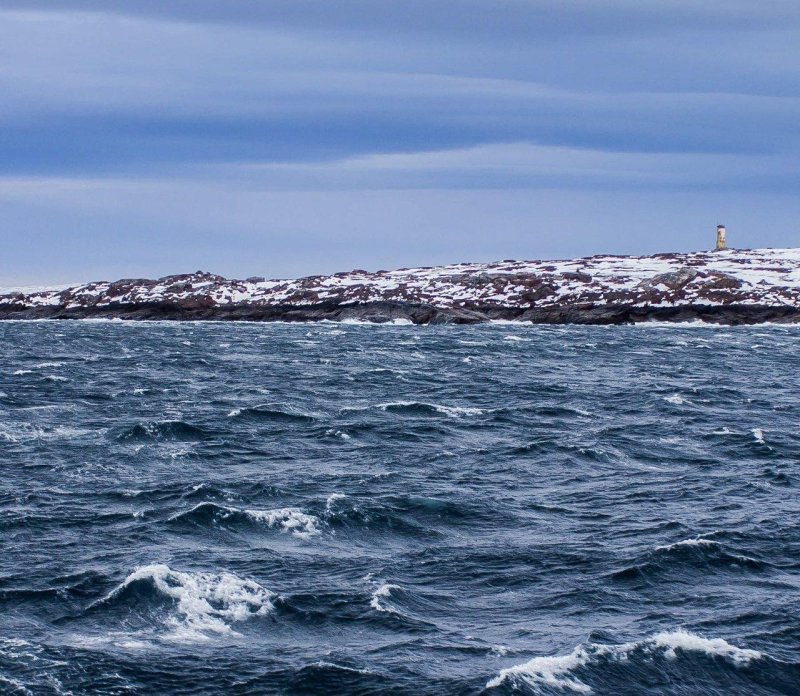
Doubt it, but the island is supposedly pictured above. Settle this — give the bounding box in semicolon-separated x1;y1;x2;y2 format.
2;248;800;325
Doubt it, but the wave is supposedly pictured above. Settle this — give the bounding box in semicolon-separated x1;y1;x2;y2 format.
0;423;97;443
320;494;481;538
663;394;688;405
487;630;767;692
612;537;766;581
226;404;317;423
369;583;402;614
653;537;717;552
115;420;211;442
374;401;484;417
95;564;274;639
169;502;320;539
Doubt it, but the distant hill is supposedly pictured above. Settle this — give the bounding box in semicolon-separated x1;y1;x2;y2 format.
3;248;800;325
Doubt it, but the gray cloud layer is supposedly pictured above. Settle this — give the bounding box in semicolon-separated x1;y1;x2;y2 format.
0;2;798;283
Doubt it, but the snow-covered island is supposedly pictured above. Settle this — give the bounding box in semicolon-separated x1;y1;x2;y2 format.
3;248;800;324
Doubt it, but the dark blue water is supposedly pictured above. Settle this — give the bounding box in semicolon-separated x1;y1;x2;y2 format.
1;321;799;695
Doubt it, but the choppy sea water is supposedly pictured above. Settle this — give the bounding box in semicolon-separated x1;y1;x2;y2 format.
1;320;799;695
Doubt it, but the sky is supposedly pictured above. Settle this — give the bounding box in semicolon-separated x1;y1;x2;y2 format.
1;1;799;285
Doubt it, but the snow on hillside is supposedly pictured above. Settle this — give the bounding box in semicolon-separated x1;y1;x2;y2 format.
3;248;800;312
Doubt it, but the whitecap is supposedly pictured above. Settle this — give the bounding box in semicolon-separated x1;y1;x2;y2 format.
664;394;687;405
99;564;274;640
245;507;321;539
488;644;593;692
376;401;484;417
487;630;764;692
369;583;402;614
655;537;717;552
325;428;351;440
0;425;19;443
650;630;762;665
325;493;346;513
0;675;32;695
490;645;511;656
12;369;32;376
752;428;766;444
711;427;734;435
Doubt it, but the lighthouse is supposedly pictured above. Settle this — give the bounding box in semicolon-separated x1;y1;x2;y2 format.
715;224;727;251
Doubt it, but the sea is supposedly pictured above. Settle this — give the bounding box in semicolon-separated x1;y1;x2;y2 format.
1;320;799;695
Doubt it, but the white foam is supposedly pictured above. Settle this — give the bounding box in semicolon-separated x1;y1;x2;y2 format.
377;401;484;417
369;583;401;614
101;564;274;640
0;675;33;695
12;369;32;375
487;645;593;692
651;630;762;665
655;537;717;552
310;661;374;675
0;423;95;442
325;428;351;439
325;493;346;512
487;630;764;692
752;428;766;444
664;394;687;405
711;427;734;435
246;507;321;539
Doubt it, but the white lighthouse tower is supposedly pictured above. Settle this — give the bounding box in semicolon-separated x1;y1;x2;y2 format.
715;224;727;251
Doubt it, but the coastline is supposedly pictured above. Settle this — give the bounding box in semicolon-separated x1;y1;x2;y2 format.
4;248;800;326
2;300;800;325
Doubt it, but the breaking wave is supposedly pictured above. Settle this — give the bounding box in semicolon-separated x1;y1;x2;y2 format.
95;564;275;639
487;630;769;693
169;502;321;539
369;583;402;614
377;401;484;417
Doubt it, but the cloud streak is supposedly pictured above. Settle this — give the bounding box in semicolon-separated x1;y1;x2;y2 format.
0;3;798;282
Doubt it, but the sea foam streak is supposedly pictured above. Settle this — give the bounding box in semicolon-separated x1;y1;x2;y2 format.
100;564;274;639
487;630;764;692
654;537;717;552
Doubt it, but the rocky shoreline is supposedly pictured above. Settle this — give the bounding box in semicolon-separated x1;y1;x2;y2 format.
3;248;800;325
2;300;800;325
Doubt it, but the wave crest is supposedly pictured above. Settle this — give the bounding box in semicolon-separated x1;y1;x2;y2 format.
98;564;274;639
487;630;765;692
115;420;210;442
169;502;321;539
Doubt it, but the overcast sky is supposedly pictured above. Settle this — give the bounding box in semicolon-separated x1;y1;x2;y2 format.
1;1;799;284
